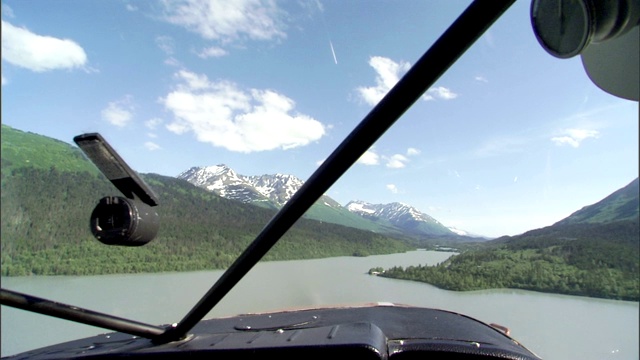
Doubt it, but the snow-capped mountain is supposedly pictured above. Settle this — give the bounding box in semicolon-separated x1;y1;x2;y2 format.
178;164;471;239
346;201;456;237
178;165;270;205
177;165;306;207
245;173;304;206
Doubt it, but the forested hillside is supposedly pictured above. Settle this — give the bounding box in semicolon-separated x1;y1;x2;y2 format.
0;126;414;276
1;167;412;276
375;179;640;301
379;220;639;300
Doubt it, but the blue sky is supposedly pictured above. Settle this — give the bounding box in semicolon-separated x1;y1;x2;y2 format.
2;0;638;237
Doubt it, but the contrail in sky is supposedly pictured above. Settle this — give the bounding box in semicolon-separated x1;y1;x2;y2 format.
329;41;338;64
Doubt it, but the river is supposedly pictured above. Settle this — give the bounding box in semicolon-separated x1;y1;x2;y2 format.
1;251;638;359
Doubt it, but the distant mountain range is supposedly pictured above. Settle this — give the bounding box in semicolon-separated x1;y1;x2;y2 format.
178;165;311;207
178;165;465;240
345;200;453;237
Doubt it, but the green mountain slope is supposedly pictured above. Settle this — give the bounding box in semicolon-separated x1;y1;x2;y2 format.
555;178;639;225
1;126;412;276
1;125;98;175
305;197;403;235
377;180;640;301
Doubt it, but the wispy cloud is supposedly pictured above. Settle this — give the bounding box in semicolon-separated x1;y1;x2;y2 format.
1;74;7;86
385;154;409;168
359;147;419;168
145;141;161;151
197;46;228;58
423;86;458;101
386;184;399;194
102;96;135;127
2;4;14;18
473;136;527;158
155;36;175;55
145;118;163;129
357;56;457;106
164;57;181;67
162;0;286;44
162;69;325;153
1;20;87;72
551;128;599;148
474;75;488;83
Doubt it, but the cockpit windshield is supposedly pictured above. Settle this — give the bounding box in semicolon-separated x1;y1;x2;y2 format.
1;1;638;359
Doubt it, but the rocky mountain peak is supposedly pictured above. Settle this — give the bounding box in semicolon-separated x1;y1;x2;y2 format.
178;166;465;238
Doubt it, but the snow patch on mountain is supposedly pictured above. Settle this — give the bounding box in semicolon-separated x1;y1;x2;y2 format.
345;200;456;236
178;165;306;206
447;227;468;236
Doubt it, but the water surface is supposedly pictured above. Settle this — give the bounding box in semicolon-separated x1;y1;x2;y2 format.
2;251;638;359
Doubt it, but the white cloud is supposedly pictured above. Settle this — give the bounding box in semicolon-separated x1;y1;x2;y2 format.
162;0;286;43
385;154;409;168
145;141;161;151
162;70;325;152
475;75;488;83
102;96;134;127
358;149;379;165
357;56;410;106
1;20;87;72
1;74;6;86
551;128;599;148
125;4;138;11
357;148;417;168
423;86;458;101
198;46;228;58
357;56;457;106
386;184;399;194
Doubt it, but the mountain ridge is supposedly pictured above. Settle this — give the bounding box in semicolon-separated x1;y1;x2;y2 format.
554;177;639;226
178;164;464;240
345;200;456;237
